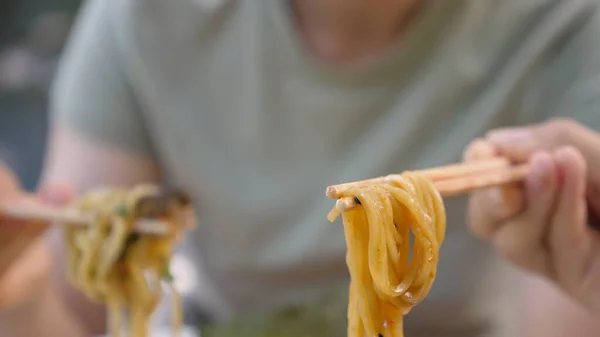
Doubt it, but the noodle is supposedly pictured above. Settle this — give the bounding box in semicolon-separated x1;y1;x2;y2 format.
64;185;191;337
328;172;446;337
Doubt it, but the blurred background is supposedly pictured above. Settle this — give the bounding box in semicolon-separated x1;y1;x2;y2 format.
0;0;81;191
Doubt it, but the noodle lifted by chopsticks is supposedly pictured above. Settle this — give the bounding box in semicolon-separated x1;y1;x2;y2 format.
328;172;446;337
64;185;190;337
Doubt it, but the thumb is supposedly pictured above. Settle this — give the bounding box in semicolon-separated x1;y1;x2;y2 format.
487;119;600;169
37;182;76;207
0;163;21;195
486;127;538;162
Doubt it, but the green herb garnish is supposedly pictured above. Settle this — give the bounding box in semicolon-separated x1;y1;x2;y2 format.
162;264;174;283
115;204;129;217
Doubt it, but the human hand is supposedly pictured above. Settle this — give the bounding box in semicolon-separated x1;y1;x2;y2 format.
464;119;600;313
0;163;74;308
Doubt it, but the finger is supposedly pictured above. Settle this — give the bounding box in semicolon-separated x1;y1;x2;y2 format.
523;152;560;227
0;223;42;277
464;139;524;239
0;183;72;278
486;121;573;161
487;127;540;162
38;182;76;206
548;147;589;287
491;152;558;273
468;186;524;240
487;119;600;173
0;183;74;263
0;196;45;269
0;162;21;195
0;238;51;308
463;138;497;161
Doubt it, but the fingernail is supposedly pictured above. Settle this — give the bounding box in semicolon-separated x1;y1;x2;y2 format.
42;193;65;206
482;187;519;219
554;147;575;165
488;128;533;145
463;139;496;161
553;147;586;188
39;184;74;206
528;154;552;192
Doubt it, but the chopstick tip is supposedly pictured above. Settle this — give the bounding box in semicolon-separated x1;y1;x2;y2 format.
325;186;338;199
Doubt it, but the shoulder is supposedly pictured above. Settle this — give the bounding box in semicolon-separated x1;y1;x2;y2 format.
444;0;600;85
106;0;239;44
107;0;236;19
93;0;245;86
458;0;598;28
452;0;599;54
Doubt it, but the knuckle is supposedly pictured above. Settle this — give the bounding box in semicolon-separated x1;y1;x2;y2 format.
492;231;528;263
467;187;525;241
542;118;579;144
495;185;525;218
467;221;490;240
492;235;547;274
481;187;519;218
491;216;549;272
463;138;496;162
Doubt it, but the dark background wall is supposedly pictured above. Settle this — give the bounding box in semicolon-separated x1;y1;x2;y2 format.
0;0;82;191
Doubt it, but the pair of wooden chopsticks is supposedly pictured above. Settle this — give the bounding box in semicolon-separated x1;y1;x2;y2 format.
0;189;195;236
1;159;525;234
0;203;170;236
326;157;529;212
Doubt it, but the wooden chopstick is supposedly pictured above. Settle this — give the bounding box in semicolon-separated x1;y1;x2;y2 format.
0;203;170;236
327;158;529;212
325;157;511;199
432;164;528;197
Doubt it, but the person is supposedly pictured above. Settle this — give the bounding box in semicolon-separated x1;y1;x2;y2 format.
0;0;600;336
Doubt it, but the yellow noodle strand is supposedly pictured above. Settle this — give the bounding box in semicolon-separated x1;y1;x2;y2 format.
329;172;446;337
64;185;186;337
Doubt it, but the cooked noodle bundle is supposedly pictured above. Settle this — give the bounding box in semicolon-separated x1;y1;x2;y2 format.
64;185;191;337
328;172;446;337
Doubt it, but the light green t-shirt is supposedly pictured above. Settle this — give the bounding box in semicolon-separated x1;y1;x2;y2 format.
52;0;600;336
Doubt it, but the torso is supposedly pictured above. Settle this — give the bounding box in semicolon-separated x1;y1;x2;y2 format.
106;0;597;335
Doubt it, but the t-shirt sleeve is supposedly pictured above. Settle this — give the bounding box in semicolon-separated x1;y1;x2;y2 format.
50;0;154;156
534;6;600;132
